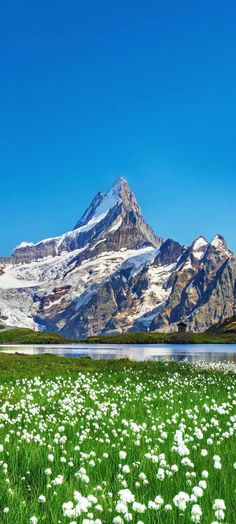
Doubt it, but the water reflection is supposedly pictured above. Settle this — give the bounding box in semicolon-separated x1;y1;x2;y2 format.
1;344;236;362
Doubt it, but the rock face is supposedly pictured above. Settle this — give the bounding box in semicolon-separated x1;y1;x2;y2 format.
0;178;235;336
150;236;235;333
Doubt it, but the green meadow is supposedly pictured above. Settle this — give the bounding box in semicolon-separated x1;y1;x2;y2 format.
0;355;234;523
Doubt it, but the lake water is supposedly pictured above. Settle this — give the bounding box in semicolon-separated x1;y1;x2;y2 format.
1;344;236;362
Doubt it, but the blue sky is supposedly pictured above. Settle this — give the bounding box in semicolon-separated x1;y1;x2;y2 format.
0;0;235;255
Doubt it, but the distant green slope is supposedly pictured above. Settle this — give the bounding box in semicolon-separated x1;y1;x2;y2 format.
0;323;236;346
86;330;236;344
206;315;236;335
0;328;75;345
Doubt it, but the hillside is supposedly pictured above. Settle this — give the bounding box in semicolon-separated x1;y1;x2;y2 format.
0;324;235;345
206;315;236;335
0;327;74;345
86;330;236;344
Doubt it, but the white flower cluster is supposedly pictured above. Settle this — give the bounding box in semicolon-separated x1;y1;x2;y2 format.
0;366;233;522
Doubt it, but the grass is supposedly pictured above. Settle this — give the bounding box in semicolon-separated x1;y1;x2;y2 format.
0;327;236;346
0;328;75;345
1;313;236;345
0;354;234;522
0;352;216;380
86;330;236;344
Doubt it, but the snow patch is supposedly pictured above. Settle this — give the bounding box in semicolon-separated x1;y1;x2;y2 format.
123;247;159;276
17;180;123;254
109;218;123;232
211;235;226;249
192;237;208;251
15;242;34;250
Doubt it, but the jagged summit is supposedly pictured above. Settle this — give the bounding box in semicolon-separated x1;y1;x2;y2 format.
191;236;209;250
74;177;140;231
190;236;209;260
12;177;161;263
210;234;229;251
189;234;231;258
74;191;105;230
113;177;141;213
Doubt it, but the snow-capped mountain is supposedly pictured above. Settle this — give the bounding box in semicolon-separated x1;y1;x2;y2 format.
0;178;235;336
12;178;161;263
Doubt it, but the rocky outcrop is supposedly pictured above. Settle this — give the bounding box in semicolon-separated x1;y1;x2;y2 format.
207;313;236;334
149;236;235;332
153;239;185;266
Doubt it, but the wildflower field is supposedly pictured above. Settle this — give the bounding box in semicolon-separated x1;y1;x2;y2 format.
0;354;235;523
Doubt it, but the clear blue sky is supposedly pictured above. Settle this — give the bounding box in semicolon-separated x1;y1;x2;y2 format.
0;0;235;255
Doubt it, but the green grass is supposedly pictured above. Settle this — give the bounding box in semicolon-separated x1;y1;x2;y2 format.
0;352;210;380
86;330;236;344
0;324;236;346
0;328;75;345
0;355;234;522
1;314;236;346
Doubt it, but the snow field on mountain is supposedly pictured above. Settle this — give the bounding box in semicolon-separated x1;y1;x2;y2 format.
0;246;163;329
0;360;235;523
76;178;122;232
125;263;175;328
14;177;124;253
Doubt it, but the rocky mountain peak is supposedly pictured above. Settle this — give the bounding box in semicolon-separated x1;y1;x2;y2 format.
210;234;229;251
189;236;209;261
73;177;140;232
153;239;185;267
74;191;105;230
0;177;235;337
11;177;161;263
191;236;209;251
116;177;141;215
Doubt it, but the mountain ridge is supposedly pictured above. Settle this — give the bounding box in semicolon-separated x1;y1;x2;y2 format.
0;177;235;337
11;177;161;264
